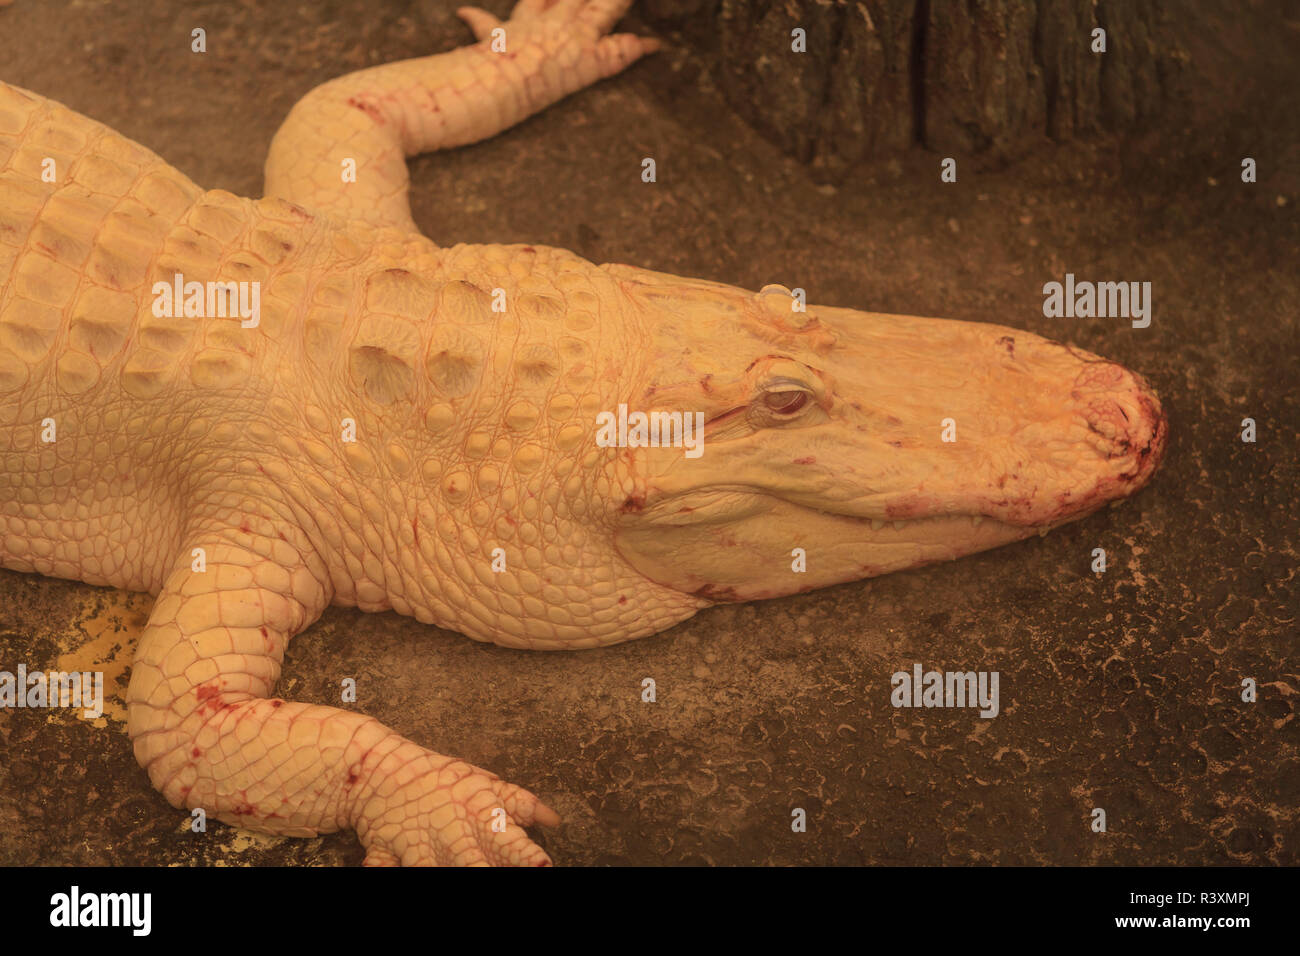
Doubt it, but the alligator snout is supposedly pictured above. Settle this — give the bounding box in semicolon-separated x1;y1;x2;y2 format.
1055;355;1168;522
798;317;1169;532
1073;357;1167;466
958;338;1168;529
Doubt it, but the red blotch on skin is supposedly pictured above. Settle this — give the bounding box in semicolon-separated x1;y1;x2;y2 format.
271;700;283;708
522;246;535;253
239;521;251;534
693;583;741;602
196;681;239;715
412;517;419;545
618;595;627;604
191;747;202;758
884;497;932;519
283;202;314;222
793;456;816;465
346;96;385;125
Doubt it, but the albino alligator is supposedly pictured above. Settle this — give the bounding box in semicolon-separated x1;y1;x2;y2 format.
0;0;1166;865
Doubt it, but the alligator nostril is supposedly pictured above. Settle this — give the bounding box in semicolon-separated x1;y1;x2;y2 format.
1083;394;1148;462
1069;358;1167;461
1080;370;1166;477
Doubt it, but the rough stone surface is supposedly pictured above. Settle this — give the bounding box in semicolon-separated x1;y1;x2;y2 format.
0;0;1296;865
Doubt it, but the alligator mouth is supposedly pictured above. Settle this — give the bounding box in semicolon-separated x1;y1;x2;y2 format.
801;504;1059;548
759;502;1067;591
616;468;1145;605
649;502;1060;604
825;509;1037;533
642;488;1070;532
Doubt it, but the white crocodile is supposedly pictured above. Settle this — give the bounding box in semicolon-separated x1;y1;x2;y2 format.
0;0;1166;865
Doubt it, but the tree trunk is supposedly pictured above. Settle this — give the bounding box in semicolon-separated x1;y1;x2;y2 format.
641;0;1191;179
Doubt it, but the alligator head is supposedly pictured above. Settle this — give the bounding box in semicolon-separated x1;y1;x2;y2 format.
602;264;1167;605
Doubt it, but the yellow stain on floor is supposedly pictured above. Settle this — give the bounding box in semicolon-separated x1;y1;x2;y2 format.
49;588;151;728
49;590;293;862
221;829;287;855
172;815;287;863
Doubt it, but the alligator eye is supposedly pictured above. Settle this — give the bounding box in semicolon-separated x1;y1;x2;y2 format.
763;390;808;414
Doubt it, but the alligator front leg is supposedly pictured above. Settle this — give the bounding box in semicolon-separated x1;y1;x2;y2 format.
126;517;557;866
264;0;660;232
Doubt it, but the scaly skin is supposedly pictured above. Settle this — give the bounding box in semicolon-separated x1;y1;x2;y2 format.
0;0;1166;866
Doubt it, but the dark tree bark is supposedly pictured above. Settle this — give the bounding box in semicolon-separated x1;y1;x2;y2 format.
641;0;1192;179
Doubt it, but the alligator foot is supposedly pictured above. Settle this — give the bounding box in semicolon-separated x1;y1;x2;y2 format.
456;0;661;68
263;0;660;231
353;742;560;867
